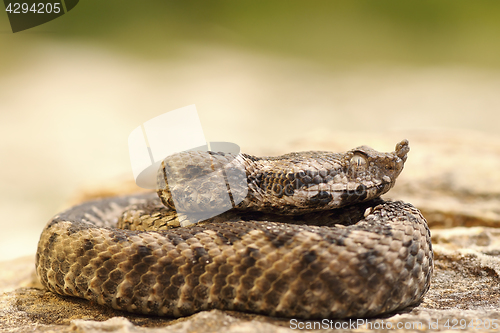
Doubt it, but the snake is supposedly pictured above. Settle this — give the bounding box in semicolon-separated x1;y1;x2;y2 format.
36;139;433;319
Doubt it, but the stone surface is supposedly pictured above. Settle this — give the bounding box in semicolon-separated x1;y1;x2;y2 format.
2;130;500;332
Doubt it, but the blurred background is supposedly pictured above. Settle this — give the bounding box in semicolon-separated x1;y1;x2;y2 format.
1;0;500;261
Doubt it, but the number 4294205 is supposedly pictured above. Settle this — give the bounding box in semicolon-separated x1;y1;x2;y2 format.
5;3;61;14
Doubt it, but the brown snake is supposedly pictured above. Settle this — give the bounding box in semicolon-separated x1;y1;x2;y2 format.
36;140;433;319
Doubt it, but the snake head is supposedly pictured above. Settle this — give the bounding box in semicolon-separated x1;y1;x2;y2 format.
340;139;409;205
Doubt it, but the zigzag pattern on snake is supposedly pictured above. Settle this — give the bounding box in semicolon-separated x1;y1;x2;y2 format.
36;140;433;319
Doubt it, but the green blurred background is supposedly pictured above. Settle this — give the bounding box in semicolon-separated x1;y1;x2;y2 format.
1;0;500;261
2;0;500;69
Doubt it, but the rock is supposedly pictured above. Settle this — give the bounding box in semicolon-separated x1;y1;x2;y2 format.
2;129;500;332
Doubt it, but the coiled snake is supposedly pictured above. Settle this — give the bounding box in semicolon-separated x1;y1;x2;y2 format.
36;140;433;319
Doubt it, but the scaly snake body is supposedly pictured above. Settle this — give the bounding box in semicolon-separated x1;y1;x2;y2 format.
36;140;433;319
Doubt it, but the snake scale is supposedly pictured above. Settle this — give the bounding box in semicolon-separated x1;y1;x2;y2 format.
36;140;433;319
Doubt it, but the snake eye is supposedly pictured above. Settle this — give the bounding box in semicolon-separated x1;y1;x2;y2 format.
350;153;367;167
